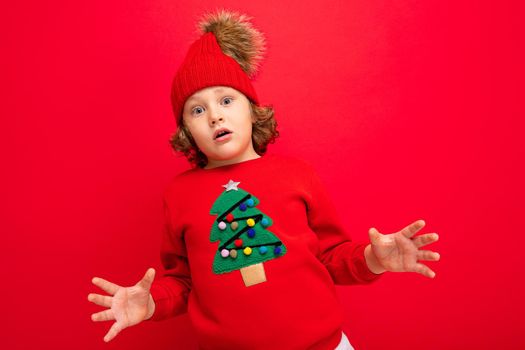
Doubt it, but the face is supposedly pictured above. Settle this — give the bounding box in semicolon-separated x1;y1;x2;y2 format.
182;85;259;169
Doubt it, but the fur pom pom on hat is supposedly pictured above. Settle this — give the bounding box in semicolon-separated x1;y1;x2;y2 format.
171;9;266;126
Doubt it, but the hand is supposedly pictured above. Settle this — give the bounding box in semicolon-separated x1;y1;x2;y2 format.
367;219;440;278
88;268;156;342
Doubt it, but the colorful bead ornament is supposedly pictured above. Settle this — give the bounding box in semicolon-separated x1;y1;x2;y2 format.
230;221;238;230
259;246;267;254
234;239;243;247
226;213;234;222
220;249;230;258
247;218;255;227
230;249;237;258
239;202;247;211
247;228;255;238
243;247;252;255
274;246;282;255
246;198;255;207
218;221;227;230
261;217;269;227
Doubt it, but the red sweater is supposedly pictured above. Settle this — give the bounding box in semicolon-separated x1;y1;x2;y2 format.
148;153;383;350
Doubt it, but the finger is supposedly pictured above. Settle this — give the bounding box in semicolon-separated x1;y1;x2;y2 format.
412;232;439;248
137;268;156;291
92;276;121;296
91;309;115;322
87;293;112;308
416;250;441;262
104;322;123;342
413;262;437;278
400;219;426;239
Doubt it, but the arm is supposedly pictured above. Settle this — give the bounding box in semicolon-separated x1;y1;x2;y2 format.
87;190;191;342
304;162;384;285
147;191;192;321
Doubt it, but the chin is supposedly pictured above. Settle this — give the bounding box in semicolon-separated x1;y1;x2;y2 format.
215;151;243;161
208;146;249;161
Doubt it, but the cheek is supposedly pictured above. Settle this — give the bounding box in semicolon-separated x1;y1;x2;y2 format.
194;130;211;145
233;109;254;130
186;124;209;145
231;119;251;137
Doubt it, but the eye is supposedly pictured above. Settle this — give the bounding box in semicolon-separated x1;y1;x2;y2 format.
191;106;204;115
222;97;233;105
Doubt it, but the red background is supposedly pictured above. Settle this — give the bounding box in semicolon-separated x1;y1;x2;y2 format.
3;1;524;349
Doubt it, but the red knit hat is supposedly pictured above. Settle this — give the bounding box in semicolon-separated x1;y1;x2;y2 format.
171;9;266;126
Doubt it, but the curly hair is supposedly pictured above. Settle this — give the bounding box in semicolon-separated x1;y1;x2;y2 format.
169;102;279;169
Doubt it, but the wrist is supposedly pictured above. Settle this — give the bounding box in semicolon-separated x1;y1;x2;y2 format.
364;244;387;274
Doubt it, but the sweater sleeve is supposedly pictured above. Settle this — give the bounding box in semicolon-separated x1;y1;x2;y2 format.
303;162;384;285
148;191;192;321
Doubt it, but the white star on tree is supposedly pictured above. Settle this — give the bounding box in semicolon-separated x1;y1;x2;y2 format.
223;179;241;192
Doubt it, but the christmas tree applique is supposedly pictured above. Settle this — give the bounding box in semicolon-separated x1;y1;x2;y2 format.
210;179;287;287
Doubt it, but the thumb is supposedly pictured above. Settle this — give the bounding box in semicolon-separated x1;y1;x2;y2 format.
137;268;156;291
368;227;381;244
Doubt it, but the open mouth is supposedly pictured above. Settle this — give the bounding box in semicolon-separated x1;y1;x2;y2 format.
213;128;233;140
214;131;233;141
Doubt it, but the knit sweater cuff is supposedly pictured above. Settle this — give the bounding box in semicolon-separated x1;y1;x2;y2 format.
148;280;189;321
352;242;385;282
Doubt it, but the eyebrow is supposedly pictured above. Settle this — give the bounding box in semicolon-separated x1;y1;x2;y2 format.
187;87;229;103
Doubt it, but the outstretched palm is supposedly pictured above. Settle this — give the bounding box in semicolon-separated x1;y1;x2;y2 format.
88;268;156;342
368;220;440;278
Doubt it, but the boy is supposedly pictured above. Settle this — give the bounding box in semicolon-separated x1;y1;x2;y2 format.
88;9;440;349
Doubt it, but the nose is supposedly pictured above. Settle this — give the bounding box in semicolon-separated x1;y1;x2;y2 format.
209;109;224;125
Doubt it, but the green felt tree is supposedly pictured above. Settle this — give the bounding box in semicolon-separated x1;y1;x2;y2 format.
210;179;287;286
